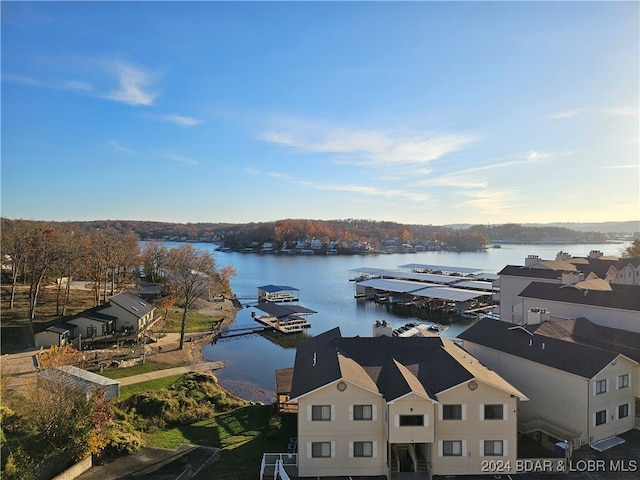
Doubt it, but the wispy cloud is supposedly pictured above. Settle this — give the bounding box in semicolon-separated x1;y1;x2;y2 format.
459;189;518;216
601;163;639;170
103;61;157;106
163;153;199;166
158;114;202;126
261;120;478;167
110;140;136;155
64;80;93;92
550;105;637;120
250;168;429;201
2;74;43;86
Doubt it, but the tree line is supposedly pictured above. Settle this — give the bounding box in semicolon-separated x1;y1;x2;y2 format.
0;218;235;348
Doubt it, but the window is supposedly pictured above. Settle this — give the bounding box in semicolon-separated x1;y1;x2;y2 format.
619;404;629;419
595;410;607;426
399;415;424;426
618;374;629;389
443;440;462;456
353;441;373;457
354;405;373;420
443;404;462;420
595;379;607;394
312;405;331;421
484;440;504;456
87;326;97;337
484;404;504;420
311;442;331;458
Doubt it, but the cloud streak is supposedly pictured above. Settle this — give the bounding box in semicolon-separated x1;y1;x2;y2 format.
261;121;478;167
163;153;199;166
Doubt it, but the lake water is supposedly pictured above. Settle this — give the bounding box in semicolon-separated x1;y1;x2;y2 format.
168;241;629;402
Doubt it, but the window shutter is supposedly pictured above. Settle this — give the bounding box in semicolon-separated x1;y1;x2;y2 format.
373;441;378;458
331;441;336;458
423;414;429;427
394;414;399;427
462;404;467;420
331;404;336;421
349;405;353;421
307;405;312;421
349;441;354;458
479;441;484;456
438;405;443;421
462;440;467;456
503;404;508;421
307;442;312;459
372;404;377;421
479;404;484;420
438;441;443;457
503;440;508;457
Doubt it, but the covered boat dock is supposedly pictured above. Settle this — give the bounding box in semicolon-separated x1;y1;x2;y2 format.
252;302;317;334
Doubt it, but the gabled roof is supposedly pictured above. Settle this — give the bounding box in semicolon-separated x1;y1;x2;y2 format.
519;281;640;311
498;265;563;280
109;291;155;318
290;328;522;402
533;317;640;364
258;284;299;293
458;318;620;379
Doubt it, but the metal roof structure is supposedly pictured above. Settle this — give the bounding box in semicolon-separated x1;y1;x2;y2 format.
411;286;494;302
349;267;462;285
398;263;488;275
257;284;300;293
37;365;120;399
357;278;494;302
254;302;316;318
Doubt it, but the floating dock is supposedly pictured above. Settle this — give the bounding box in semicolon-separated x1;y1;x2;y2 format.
252;302;317;334
257;285;300;302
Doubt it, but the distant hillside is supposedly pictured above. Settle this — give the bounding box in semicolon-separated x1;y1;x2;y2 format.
447;221;639;234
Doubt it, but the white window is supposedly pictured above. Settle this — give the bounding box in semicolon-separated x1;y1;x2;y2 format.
354;405;373;420
443;404;462;420
443;440;463;456
484;440;504;456
595;410;607;426
354;441;373;457
311;442;331;458
595;379;607;395
311;405;331;421
618;374;629;389
618;404;629;419
483;404;504;420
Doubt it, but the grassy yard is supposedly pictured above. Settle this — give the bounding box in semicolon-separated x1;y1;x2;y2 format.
146;404;296;480
117;375;184;401
162;309;223;333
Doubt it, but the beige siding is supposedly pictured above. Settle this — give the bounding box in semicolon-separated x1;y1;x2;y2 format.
297;381;386;478
388;394;435;444
432;382;519;476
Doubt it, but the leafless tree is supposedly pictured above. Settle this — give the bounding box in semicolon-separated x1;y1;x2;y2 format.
165;244;217;349
0;219;30;309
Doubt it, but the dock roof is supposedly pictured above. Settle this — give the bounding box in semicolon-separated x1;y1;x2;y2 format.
257;284;300;293
254;302;316;318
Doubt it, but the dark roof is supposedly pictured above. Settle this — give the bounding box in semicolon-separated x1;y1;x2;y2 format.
290;328;473;401
498;265;564;280
109;291;155;318
532;317;640;363
254;303;316;318
519;281;640;311
458;318;619;378
275;368;294;395
258;284;299;293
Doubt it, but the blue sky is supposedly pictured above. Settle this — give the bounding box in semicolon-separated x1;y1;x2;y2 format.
2;1;638;225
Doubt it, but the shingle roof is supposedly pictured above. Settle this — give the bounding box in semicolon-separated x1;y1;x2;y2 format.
458;318;619;378
518;281;640;311
109;291;155;318
290;328;522;402
533;317;640;364
498;265;563;280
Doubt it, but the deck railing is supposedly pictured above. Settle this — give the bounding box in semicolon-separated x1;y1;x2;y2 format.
259;453;297;480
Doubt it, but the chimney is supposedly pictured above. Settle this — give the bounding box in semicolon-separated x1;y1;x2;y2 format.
527;308;551;325
555;251;571;261
372;320;393;337
525;255;541;267
562;271;584;285
588;250;603;259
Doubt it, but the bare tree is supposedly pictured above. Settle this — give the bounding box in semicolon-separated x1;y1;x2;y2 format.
165;244;217;350
141;240;169;283
0;219;30;309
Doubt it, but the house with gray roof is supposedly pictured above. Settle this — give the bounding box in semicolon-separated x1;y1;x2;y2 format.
459;317;639;450
268;326;527;479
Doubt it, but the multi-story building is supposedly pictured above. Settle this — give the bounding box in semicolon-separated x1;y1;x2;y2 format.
284;326;527;479
458;316;639;450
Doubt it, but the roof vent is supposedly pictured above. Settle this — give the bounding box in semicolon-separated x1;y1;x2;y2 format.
542;342;545;350
312;352;317;367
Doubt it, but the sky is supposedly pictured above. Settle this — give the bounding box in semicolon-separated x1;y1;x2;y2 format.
1;1;638;226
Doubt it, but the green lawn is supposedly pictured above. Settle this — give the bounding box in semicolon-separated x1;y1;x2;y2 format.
162;310;223;333
146;405;296;480
118;375;183;401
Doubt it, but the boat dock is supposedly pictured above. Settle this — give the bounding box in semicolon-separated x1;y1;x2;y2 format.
252;302;317;334
350;264;499;317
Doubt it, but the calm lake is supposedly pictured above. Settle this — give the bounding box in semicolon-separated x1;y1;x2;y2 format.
167;241;629;402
